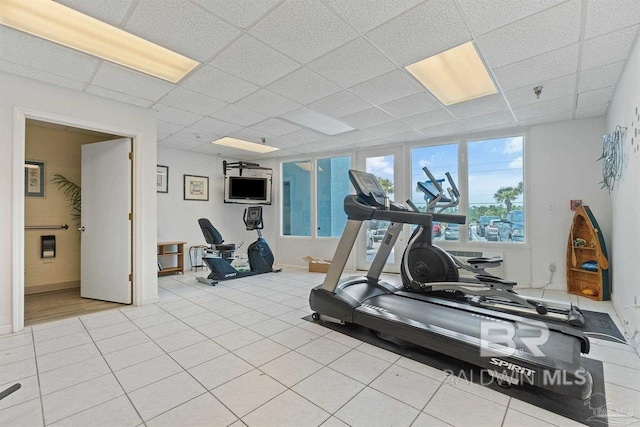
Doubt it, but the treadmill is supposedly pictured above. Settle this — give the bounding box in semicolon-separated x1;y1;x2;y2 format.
309;169;593;400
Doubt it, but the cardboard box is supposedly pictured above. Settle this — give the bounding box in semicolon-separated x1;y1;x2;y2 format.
304;256;332;273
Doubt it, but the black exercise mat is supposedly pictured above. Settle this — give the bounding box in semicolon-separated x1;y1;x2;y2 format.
581;310;626;344
306;316;608;426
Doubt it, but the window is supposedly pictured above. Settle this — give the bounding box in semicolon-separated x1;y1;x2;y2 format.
281;161;311;236
411;144;459;241
317;156;351;237
468;136;524;243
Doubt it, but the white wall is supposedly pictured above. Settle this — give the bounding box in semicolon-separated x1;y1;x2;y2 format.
607;37;640;338
0;72;158;334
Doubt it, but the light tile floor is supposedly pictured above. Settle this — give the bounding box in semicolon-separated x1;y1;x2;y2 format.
1;267;639;426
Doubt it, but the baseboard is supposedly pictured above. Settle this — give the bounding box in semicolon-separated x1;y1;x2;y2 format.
25;280;80;295
0;324;14;336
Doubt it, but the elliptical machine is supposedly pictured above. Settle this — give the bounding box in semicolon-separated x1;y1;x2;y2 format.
197;206;281;285
400;166;585;327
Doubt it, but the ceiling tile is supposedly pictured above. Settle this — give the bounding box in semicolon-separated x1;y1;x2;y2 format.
457;0;567;36
308;91;373;118
190;117;243;136
365;121;414;138
294;138;349;153
157;121;184;136
513;95;574;121
160;135;207;150
210;104;269;127
0;27;99;82
334;130;378;144
348;138;388;149
190;143;236;156
322;0;423;33
85;85;155;107
56;0;133;26
253;147;298;158
251;118;302;136
577;87;615;110
181;66;259;103
236;89;301;116
0;60;85;91
503;74;577;108
230;128;276;142
578;61;625;92
249;0;358;64
461;110;515;131
91;62;174;101
125;0;240;62
366;0;471;67
267;68;341;105
403;109;456;130
384;131;427;143
581;25;639;71
420;121;466;138
211;35;300;86
308;38;396;88
191;0;280;28
517;111;574;126
160;87;227;115
446;94;508;120
575;104;609;119
154;104;203;126
494;44;579;91
379;92;442;118
276;128;326;147
173;127;221;143
585;0;640;39
349;70;423;106
341;108;396;129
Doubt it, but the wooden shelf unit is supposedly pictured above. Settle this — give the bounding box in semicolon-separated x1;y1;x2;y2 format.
158;241;186;276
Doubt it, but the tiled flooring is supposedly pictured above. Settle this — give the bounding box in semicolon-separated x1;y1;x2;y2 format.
1;267;639;426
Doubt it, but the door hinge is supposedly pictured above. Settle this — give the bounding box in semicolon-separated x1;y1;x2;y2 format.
128;273;133;282
128;152;133;160
129;212;133;221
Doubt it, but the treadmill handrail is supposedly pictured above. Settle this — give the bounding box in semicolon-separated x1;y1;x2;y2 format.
344;195;433;226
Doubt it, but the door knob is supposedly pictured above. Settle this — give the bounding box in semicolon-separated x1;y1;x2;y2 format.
78;226;85;232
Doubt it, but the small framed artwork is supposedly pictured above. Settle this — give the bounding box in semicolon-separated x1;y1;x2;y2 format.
570;199;582;211
25;160;45;197
184;174;209;201
157;165;169;193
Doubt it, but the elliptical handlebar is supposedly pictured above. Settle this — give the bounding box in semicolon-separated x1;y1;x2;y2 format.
445;172;460;199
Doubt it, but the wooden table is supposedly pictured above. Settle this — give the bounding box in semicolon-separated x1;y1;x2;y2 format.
157;241;186;276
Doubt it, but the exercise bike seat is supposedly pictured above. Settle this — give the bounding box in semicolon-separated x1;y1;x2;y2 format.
475;274;517;287
467;257;503;265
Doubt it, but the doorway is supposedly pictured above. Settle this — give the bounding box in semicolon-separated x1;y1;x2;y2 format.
23;119;132;326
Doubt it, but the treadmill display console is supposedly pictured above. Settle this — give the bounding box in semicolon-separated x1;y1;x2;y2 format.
348;169;387;207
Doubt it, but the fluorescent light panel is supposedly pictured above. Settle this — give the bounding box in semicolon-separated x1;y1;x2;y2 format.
212;137;279;154
406;42;497;106
0;0;199;83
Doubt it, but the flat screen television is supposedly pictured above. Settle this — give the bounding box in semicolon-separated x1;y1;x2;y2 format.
224;176;271;205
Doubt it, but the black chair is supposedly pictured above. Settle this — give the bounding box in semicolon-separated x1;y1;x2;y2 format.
198;218;237;260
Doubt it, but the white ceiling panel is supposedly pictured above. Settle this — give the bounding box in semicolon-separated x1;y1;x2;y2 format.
403;109;456;130
181;66;259;103
160;87;227;115
575;104;609;119
421;121;466;138
154;104;203;127
191;0;280;28
266;68;341;105
494;44;579;91
334;130;378;144
578;61;626;92
125;0;240;62
322;0;423;33
461;110;515;131
251;118;302;136
91;62;174;101
577;87;615;110
503;74;577;108
308;91;373;118
211;35;300;86
236;89;301;116
249;0;358;64
585;0;640;39
349;70;423;106
56;0;133;26
294;138;350;152
172;127;222;143
157;121;184;136
276;128;326;147
446;94;509;120
86;85;155;108
385;131;427;143
457;0;567;36
348;138;388;149
190;117;243;136
161;135;208;150
366;0;471;67
308;38;397;88
341;107;396;129
230;128;276;143
581;25;639;71
0;27;99;82
211;104;270;127
190;142;237;155
379;92;442;118
517;111;574;127
366;121;414;138
513;95;575;121
478;0;581;68
1;60;86;91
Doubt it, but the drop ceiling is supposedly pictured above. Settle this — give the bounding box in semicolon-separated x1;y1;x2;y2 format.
1;0;639;159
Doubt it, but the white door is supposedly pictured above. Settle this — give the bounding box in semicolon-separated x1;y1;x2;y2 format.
81;138;132;303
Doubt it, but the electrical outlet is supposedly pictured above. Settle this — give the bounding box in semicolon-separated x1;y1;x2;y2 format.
549;262;556;272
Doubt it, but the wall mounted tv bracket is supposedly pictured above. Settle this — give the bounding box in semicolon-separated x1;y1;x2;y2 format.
223;161;273;177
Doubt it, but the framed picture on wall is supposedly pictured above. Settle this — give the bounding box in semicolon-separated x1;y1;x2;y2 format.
157;165;169;193
25;160;45;197
184;174;209;201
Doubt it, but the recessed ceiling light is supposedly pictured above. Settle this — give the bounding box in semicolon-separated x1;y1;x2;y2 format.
281;108;354;136
0;0;199;83
405;42;497;106
211;137;279;154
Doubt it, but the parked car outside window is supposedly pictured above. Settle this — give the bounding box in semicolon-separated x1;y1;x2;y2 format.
444;223;459;240
432;221;441;237
485;219;501;241
477;216;500;237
